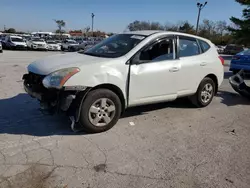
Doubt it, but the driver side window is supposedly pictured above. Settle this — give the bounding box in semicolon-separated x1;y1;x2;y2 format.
140;38;174;62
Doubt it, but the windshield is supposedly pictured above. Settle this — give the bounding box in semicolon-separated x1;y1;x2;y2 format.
32;39;44;42
81;34;146;58
11;37;24;42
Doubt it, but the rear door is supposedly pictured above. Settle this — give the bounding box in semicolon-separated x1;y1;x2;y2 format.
175;35;205;96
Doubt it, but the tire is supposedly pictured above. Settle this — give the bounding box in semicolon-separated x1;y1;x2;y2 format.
79;89;122;133
189;77;215;108
61;46;65;51
0;50;2;53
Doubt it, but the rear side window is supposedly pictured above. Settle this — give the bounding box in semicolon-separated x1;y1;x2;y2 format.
198;39;210;52
179;37;200;57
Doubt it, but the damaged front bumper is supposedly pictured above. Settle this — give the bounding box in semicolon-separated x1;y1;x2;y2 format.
229;70;250;99
22;72;89;119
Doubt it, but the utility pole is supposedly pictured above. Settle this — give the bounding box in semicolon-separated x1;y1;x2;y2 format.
196;1;207;35
91;13;95;37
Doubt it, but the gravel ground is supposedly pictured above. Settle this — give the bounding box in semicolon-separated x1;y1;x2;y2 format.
0;51;250;188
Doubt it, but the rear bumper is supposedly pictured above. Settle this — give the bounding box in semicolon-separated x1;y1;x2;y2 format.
230;62;250;72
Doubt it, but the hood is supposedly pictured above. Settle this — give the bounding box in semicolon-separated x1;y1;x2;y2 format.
28;52;111;75
12;41;27;46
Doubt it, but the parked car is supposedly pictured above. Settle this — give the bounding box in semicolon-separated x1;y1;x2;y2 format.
27;38;48;51
68;43;87;52
46;40;61;51
23;30;224;133
229;49;250;74
2;35;27;50
0;41;3;53
224;44;244;55
61;39;79;51
216;45;225;54
54;40;62;46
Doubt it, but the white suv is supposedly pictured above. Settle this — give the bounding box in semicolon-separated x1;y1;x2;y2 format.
26;38;48;50
23;30;224;133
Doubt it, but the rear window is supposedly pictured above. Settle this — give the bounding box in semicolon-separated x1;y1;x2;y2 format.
239;49;250;55
198;40;210;52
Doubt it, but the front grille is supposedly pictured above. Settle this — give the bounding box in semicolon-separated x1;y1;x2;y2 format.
23;72;46;92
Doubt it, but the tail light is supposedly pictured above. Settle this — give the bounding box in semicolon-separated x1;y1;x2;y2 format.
219;56;225;65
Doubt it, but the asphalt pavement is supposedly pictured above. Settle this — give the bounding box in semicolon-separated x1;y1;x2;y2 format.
0;51;249;188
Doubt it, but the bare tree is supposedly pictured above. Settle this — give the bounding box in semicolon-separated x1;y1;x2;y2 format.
127;20;164;31
54;19;66;38
216;21;228;43
83;26;90;36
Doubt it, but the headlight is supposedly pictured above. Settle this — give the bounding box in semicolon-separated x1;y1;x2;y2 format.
42;68;80;89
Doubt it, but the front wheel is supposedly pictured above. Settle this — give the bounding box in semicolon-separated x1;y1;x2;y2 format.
79;89;122;133
189;77;215;107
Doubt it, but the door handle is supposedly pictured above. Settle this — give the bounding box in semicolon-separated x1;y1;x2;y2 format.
169;67;179;72
200;62;207;66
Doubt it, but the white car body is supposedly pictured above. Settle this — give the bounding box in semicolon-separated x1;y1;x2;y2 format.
61;39;79;50
4;36;27;49
0;41;2;52
24;30;224;132
46;41;61;51
27;38;48;50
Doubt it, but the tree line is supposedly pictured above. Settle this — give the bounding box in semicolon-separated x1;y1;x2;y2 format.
127;0;250;46
127;19;231;45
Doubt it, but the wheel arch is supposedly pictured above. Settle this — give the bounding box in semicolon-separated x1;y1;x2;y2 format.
204;74;218;94
91;84;126;114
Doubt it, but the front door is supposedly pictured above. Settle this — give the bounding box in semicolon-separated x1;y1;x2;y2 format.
128;37;180;106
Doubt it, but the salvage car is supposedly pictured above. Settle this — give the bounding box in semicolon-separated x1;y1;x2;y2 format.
224;44;244;55
46;40;61;51
61;39;79;51
230;49;250;74
27;38;48;51
23;30;224;133
2;35;27;50
68;42;88;52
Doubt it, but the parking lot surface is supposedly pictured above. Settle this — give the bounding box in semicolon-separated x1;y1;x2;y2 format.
0;51;250;188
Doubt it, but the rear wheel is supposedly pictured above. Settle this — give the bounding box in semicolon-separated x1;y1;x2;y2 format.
189;77;215;107
79;89;122;133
